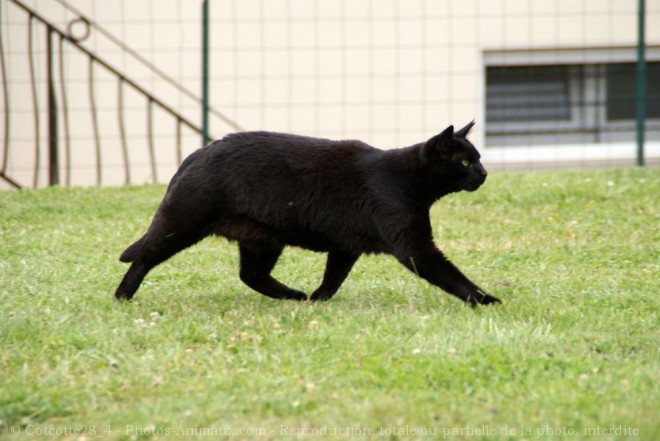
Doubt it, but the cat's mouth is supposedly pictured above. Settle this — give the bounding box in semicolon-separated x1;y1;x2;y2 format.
465;176;486;192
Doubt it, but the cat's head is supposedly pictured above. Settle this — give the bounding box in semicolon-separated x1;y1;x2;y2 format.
420;121;487;195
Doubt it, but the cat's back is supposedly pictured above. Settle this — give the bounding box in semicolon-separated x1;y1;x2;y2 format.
195;130;379;207
176;131;379;193
210;131;374;164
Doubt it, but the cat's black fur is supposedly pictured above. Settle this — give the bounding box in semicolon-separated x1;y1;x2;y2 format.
115;122;501;306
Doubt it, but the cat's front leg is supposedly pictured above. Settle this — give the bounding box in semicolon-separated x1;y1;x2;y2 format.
398;247;501;307
375;209;500;306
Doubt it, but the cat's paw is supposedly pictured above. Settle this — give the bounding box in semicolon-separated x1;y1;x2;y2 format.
310;289;335;302
467;290;502;307
114;289;134;301
284;290;308;301
479;293;502;305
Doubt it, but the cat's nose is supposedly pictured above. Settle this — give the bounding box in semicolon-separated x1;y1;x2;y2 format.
477;164;487;177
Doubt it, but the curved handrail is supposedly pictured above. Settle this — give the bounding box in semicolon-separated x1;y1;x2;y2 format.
1;0;241;188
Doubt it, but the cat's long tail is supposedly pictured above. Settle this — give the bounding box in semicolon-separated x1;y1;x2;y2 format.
119;236;145;263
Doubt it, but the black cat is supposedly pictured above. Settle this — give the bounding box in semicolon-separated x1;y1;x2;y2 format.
115;121;501;306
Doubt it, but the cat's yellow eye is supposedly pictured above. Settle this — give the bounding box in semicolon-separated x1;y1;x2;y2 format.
461;159;470;168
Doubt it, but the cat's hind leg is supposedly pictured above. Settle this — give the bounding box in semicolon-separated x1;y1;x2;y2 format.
238;243;307;301
310;251;360;301
115;219;212;301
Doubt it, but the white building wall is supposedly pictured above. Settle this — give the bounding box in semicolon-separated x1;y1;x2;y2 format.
1;0;659;189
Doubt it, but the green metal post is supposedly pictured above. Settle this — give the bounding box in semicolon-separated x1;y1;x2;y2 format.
202;0;210;145
636;0;646;166
47;26;59;186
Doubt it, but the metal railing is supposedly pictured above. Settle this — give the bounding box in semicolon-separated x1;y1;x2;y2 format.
0;0;242;189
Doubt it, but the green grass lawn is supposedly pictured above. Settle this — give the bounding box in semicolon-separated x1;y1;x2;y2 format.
1;168;658;440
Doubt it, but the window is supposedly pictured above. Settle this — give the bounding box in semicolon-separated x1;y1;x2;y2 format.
485;61;660;147
486;66;571;123
606;63;660;120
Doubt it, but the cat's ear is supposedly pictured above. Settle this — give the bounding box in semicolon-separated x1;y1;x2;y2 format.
429;125;455;148
455;120;476;138
422;125;454;160
437;124;454;141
